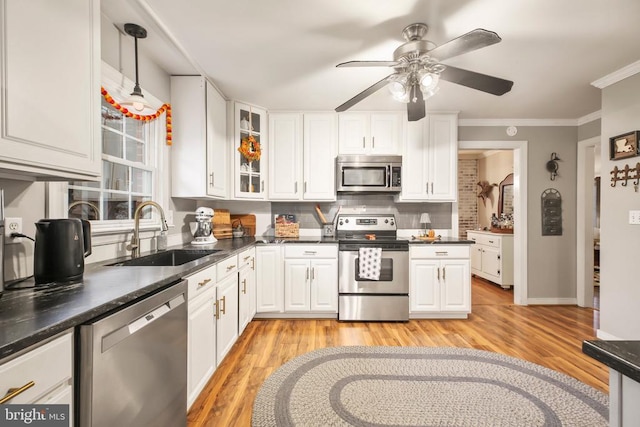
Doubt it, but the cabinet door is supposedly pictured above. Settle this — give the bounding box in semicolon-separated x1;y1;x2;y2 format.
284;259;311;311
370;113;401;154
216;274;239;366
256;246;283;313
338;113;368;154
303;113;337;200
409;260;440;312
238;263;256;335
470;244;483;274
0;0;100;180
400;119;430;200
481;246;501;281
206;82;228;198
187;288;216;408
427;113;457;200
310;259;338;312
235;103;267;199
269;113;302;200
440;260;470;312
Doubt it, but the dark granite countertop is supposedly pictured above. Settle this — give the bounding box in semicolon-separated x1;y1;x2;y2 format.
408;237;475;244
583;340;640;384
0;237;256;361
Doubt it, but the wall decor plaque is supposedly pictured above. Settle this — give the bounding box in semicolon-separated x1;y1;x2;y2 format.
541;188;562;236
609;131;640;160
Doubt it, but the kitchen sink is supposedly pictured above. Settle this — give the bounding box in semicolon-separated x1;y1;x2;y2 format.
106;249;221;267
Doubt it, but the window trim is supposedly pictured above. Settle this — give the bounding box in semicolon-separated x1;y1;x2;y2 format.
47;61;172;237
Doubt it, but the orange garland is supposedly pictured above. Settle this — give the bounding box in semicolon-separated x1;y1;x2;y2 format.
101;86;172;146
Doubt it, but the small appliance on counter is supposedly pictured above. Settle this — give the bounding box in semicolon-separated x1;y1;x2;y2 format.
192;207;216;245
34;218;91;285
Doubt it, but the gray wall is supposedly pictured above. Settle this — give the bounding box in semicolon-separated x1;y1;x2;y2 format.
459;126;579;300
578;119;601;141
599;73;640;339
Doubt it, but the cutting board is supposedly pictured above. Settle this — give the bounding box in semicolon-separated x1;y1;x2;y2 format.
212;209;232;239
231;214;256;236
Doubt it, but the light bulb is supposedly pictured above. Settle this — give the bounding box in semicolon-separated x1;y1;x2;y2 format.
389;81;407;96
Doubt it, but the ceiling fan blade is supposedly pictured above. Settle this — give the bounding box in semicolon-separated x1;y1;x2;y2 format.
337;60;400;68
335;75;394;112
439;65;513;96
407;86;425;122
428;29;502;61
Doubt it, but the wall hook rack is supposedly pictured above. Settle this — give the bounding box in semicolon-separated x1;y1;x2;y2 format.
610;163;640;190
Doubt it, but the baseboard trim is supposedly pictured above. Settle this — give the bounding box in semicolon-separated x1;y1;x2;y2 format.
596;330;622;340
526;298;578;305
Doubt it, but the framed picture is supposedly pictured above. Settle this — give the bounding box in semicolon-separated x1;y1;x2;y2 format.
609;131;640;160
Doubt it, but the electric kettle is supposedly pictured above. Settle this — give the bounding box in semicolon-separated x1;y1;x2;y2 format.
34;218;91;285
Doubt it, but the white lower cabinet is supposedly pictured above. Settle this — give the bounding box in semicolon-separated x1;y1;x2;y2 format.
0;330;74;422
409;245;471;318
215;255;239;366
283;245;338;314
238;247;256;335
467;231;514;288
256;245;284;313
186;265;217;409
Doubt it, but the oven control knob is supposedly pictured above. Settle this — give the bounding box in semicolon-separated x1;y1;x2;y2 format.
385;219;389;223
339;220;343;225
345;219;349;223
390;221;395;226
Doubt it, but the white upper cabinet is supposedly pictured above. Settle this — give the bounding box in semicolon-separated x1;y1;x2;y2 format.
171;76;228;199
0;0;100;180
269;112;337;201
400;112;458;201
234;102;267;199
338;112;402;155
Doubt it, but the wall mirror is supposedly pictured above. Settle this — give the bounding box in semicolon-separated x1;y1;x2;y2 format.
498;173;514;216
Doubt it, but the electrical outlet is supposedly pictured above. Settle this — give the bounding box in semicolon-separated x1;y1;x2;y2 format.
166;210;174;226
5;217;22;243
630;210;640;225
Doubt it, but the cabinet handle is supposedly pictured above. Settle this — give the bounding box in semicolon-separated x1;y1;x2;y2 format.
261;180;264;192
443;266;446;280
372;136;375;148
304;182;307;193
426;183;429;193
431;183;433;194
220;296;226;315
488;240;494;244
306;267;309;280
243;255;251;262
362;137;365;148
251;258;255;270
435;251;448;256
0;381;35;404
242;278;247;294
214;300;219;320
226;264;236;271
311;267;315;280
498;269;501;275
295;182;298;193
209;173;214;187
437;267;440;280
198;278;212;288
303;251;317;255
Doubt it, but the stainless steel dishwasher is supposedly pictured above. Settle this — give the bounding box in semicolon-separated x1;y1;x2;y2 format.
78;280;188;427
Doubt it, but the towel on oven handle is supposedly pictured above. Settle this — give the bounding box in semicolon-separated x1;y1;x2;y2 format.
358;247;382;280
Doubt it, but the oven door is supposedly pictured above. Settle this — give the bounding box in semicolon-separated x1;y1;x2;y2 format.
338;247;408;294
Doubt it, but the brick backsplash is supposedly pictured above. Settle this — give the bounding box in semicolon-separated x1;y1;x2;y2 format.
458;159;478;238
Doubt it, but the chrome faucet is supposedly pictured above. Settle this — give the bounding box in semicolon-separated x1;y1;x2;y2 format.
129;201;169;258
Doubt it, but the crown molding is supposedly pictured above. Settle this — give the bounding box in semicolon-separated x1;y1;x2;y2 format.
458;118;577;127
591;60;640;89
577;110;601;126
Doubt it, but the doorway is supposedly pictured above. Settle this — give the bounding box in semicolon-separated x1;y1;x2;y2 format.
456;140;528;305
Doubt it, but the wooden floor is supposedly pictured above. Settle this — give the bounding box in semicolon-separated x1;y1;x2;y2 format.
187;277;607;426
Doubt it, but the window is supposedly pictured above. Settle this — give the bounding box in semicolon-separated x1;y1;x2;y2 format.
68;98;156;222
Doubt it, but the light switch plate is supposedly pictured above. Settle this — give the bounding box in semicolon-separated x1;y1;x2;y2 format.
629;210;640;224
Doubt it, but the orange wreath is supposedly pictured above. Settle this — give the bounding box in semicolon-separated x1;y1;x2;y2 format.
238;135;261;162
101;87;172;146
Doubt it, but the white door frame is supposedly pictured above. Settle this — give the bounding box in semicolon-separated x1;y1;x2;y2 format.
458;140;528;305
576;136;600;307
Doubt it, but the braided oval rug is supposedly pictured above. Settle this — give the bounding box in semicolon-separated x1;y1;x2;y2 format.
252;346;608;427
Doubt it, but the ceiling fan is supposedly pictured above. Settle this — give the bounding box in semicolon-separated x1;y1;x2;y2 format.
334;23;514;121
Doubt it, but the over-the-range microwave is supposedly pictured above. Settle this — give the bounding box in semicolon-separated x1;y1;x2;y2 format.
336;155;402;193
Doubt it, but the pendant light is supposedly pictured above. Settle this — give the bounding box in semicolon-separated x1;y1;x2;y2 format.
120;23;152;113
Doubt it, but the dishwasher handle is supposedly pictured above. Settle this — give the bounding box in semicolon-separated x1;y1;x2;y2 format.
101;292;186;353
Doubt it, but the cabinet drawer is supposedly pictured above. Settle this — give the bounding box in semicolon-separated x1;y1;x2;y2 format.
187;265;217;300
467;233;500;249
411;245;470;259
217;254;239;279
238;247;255;269
284;244;338;259
0;331;73;404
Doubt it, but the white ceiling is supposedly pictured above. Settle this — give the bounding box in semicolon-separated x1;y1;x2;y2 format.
103;0;640;120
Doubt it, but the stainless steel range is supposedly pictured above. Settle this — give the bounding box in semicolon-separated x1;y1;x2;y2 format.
337;213;409;321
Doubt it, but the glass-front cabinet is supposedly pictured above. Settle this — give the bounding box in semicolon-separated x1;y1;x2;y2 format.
234;102;267;199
